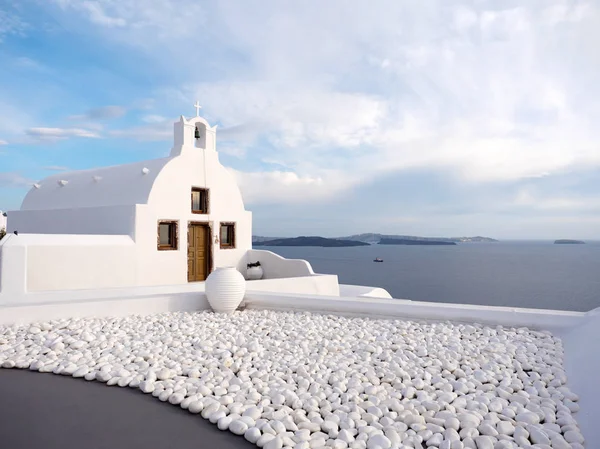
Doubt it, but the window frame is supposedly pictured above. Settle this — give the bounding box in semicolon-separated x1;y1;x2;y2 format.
191;187;209;214
157;220;179;251
219;222;236;249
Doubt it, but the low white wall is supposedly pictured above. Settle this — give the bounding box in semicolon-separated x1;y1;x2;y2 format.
243;292;584;332
2;280;583;331
562;308;600;445
0;233;26;295
0;283;209;324
247;274;339;296
245;249;314;279
0;234;137;295
27;237;137;292
0;292;210;325
339;284;392;299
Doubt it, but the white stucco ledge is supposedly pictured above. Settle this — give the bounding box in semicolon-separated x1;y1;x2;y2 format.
562;309;600;445
242;291;585;332
339;284;393;299
245;249;314;279
0;284;211;325
246;274;340;296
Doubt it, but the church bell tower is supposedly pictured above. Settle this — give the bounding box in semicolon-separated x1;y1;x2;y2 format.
170;101;218;157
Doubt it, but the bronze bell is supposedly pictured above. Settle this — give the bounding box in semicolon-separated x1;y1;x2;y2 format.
194;127;200;139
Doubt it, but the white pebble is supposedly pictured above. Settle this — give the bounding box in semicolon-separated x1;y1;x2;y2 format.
366;434;391;449
229;420;248;435
257;433;276;447
243;406;262;420
264;436;283;449
564;430;584;444
245;426;261;443
515;412;539;425
188;401;203;414
473;436;494;449
495;421;514;436
156;368;174;380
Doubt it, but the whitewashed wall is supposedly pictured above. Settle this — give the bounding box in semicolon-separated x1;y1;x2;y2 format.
7;205;137;236
0;234;136;294
247;275;340;296
133;141;253;286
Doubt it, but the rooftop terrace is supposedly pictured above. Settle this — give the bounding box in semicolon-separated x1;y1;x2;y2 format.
0;303;591;449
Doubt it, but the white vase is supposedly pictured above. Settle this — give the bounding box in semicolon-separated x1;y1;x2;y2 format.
205;267;246;314
246;266;264;280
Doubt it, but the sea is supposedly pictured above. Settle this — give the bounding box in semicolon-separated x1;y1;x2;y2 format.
258;241;600;312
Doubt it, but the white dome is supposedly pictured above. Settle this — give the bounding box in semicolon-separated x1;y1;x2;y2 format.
21;157;171;211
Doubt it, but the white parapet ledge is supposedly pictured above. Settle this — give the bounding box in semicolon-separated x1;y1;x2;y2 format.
2;283;587;333
0;282;207;311
243;291;585;333
0;287;211;325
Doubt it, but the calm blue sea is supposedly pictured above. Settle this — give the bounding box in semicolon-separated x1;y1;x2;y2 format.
259;241;600;312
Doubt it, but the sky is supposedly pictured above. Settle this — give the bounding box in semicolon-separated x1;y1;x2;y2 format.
0;0;599;239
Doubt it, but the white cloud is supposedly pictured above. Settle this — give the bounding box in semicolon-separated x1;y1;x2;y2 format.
69;105;126;121
80;1;126;27
513;188;600;212
229;168;352;205
52;0;206;40
26;127;100;141
43;166;69;171
542;2;590;25
217;143;246;159
0;172;33;188
150;1;597;204
109;125;170;141
133;98;156;110
0;99;32;139
13;57;48;72
142;115;167;123
40;0;600;218
0;8;27;42
192;83;385;150
0;140;7;145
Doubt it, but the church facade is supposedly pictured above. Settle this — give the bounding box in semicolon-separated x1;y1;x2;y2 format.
1;110;252;294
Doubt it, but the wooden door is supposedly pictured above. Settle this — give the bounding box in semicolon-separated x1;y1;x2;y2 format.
188;224;209;282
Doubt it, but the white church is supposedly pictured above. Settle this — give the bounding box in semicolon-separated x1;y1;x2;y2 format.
0;105;390;309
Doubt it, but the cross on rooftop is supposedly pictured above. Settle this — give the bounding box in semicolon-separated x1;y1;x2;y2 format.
193;101;202;117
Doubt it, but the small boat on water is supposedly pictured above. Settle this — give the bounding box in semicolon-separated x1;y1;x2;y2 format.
373;258;384;263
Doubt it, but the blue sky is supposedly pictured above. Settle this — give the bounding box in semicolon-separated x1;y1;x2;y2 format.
1;0;599;239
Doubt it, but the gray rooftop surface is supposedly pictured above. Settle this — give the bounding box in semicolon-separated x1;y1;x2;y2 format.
0;369;255;449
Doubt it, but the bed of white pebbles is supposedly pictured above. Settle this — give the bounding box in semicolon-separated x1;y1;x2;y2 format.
0;310;586;449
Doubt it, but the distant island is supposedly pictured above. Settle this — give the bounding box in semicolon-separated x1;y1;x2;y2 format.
337;233;498;244
379;238;456;246
554;239;585;244
253;233;498;244
253;236;369;247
